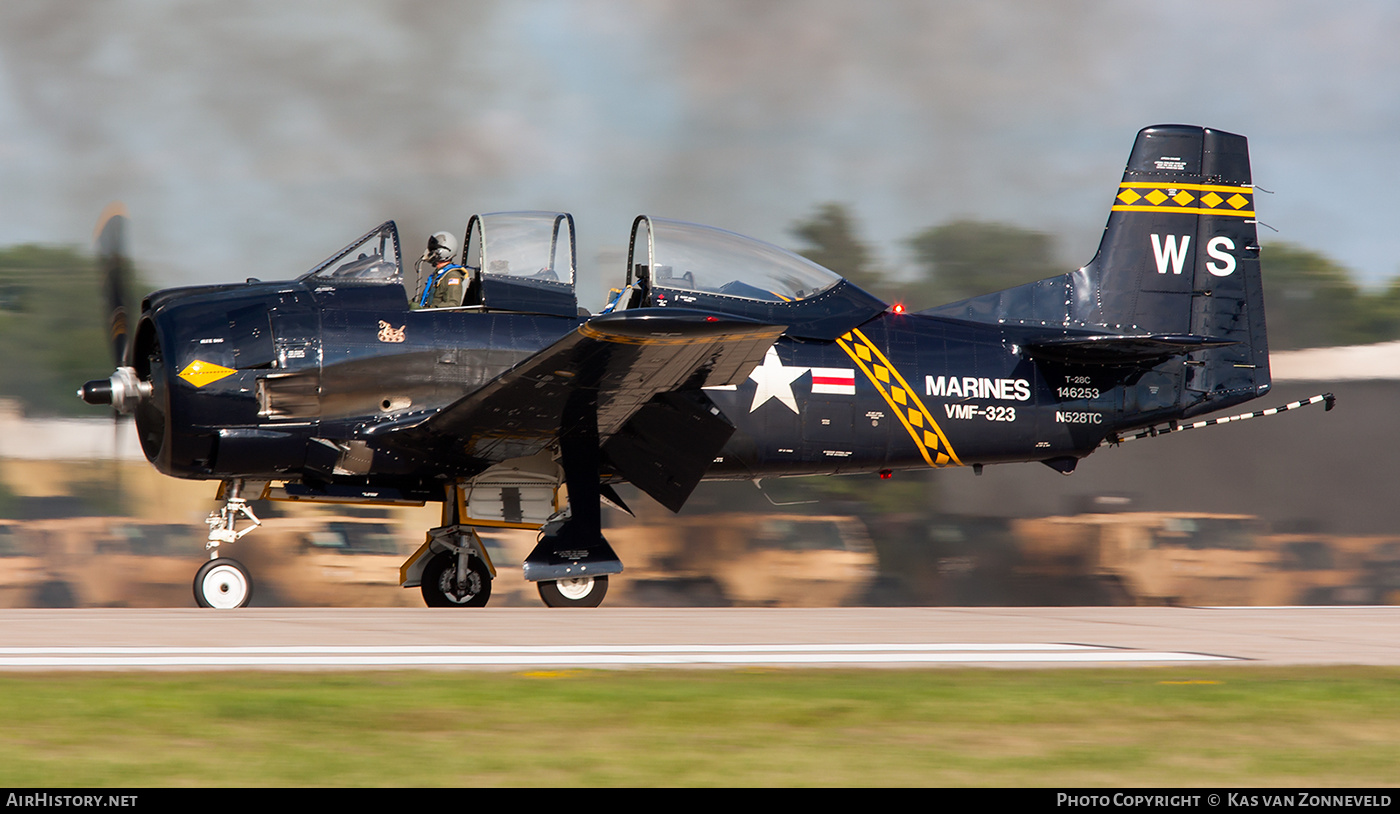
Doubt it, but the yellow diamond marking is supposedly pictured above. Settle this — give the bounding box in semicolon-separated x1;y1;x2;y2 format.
890;387;907;405
840;332;852;341
855;344;872;361
936;453;950;465
1201;192;1223;208
1144;189;1169;205
923;431;939;450
1227;193;1249;209
908;408;923;428
874;365;890;383
1172;190;1194;206
177;359;237;388
1116;189;1141;205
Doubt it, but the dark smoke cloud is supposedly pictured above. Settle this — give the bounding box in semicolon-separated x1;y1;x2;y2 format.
1;0;1397;308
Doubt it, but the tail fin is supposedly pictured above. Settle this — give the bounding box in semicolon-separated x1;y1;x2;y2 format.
924;124;1270;416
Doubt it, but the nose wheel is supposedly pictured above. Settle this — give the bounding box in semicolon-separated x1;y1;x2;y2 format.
194;558;253;609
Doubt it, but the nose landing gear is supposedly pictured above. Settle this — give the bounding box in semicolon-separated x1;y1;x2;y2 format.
194;480;263;609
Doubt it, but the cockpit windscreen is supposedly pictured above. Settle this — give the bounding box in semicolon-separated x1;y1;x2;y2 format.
303;222;403;283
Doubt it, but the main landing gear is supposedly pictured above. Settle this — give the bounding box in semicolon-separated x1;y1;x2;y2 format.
401;520;617;608
195;481;261;609
537;575;608;608
421;551;491;607
400;459;625;608
415;527;493;607
518;410;623;607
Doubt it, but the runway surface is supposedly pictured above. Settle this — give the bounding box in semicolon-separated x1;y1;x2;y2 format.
0;606;1395;670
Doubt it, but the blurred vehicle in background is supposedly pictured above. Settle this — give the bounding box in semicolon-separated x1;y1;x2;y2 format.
605;513;878;607
0;504;1396;608
988;512;1400;606
0;517;199;607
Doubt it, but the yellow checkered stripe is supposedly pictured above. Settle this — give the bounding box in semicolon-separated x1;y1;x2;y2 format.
1111;182;1254;217
835;328;961;468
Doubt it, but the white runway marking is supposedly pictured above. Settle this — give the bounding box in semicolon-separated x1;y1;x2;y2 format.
0;643;1237;669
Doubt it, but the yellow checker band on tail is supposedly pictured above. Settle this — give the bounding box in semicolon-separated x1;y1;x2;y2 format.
1111;182;1254;217
835;328;961;468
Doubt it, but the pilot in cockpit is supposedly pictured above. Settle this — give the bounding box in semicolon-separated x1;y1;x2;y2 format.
415;231;468;308
601;263;652;313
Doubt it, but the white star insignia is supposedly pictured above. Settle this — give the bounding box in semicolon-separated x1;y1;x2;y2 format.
748;346;808;413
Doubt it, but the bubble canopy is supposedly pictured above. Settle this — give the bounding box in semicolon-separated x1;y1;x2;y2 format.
628;217;842;303
620;216;886;340
465;211;576;285
460;211;579;317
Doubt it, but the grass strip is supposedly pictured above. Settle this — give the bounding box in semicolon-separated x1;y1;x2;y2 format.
0;666;1397;786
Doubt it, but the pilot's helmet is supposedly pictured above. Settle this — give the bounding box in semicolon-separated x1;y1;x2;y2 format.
427;231;458;264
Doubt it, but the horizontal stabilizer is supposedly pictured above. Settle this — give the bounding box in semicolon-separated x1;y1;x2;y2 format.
1024;332;1237;365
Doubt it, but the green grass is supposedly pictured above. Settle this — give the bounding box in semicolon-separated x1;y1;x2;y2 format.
0;667;1397;786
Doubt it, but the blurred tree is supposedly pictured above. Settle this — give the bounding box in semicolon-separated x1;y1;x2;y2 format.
1259;242;1388;350
1365;276;1400;342
904;220;1062;309
0;245;149;416
789;203;892;298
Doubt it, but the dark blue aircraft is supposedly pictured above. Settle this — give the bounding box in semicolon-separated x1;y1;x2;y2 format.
80;124;1322;609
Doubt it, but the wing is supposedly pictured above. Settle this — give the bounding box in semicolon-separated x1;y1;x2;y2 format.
374;309;784;506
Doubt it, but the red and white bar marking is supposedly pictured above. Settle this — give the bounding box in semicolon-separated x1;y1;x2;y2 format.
810;367;856;396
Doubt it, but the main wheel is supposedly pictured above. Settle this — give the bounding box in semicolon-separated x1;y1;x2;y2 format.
421;551;492;607
194;558;253;609
538;575;608;608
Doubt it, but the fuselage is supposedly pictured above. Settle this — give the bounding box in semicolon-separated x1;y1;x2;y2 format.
132;276;1187;490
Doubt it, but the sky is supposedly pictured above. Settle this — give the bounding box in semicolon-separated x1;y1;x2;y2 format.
2;0;1398;309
